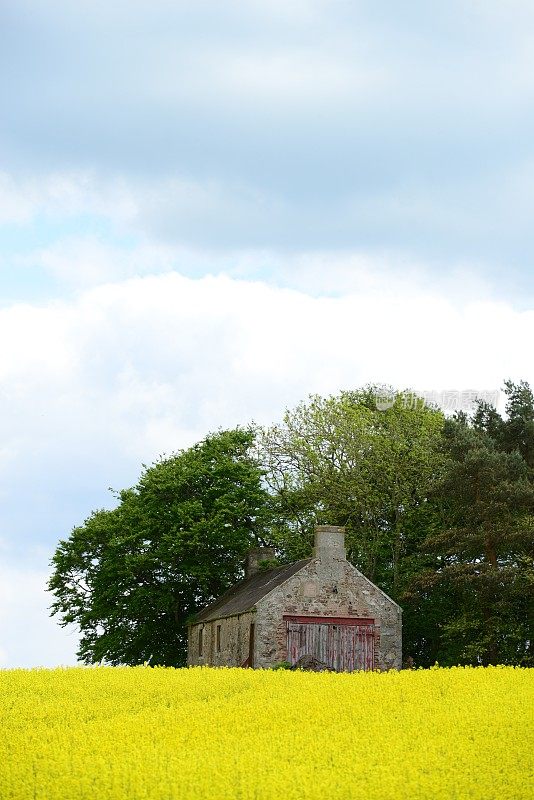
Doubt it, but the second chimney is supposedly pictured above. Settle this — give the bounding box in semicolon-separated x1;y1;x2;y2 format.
244;547;277;578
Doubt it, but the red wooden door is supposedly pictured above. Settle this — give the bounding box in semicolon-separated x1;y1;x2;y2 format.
284;615;375;672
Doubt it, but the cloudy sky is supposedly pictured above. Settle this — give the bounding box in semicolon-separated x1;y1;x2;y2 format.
1;0;534;667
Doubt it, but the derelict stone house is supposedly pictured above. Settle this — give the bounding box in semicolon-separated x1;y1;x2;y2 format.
187;526;402;672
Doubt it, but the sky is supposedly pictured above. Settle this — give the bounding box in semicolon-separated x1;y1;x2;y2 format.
1;0;534;668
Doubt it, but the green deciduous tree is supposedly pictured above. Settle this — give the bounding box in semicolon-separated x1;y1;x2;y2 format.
258;387;445;599
48;428;271;666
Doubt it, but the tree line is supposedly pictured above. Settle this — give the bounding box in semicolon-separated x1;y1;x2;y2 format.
49;380;534;668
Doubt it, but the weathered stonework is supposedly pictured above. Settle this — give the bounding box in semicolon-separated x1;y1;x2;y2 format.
254;559;401;670
188;526;402;671
188;611;255;668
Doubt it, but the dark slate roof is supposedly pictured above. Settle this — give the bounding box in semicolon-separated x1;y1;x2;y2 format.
191;559;312;624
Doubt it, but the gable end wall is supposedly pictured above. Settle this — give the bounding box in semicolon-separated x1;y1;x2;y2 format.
254;558;402;670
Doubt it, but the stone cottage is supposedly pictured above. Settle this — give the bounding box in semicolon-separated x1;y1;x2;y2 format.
187;525;402;671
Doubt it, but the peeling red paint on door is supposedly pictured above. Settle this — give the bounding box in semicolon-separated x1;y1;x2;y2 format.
284;616;375;672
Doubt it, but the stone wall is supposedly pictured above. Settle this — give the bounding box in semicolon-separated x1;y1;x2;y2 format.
254;555;402;670
187;611;255;667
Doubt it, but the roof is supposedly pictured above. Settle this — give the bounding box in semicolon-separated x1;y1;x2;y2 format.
191;559;312;624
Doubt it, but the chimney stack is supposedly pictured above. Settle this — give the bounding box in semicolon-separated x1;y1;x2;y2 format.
244;547;276;578
313;525;346;559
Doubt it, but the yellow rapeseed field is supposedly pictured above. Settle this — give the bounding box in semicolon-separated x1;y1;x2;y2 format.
0;665;532;800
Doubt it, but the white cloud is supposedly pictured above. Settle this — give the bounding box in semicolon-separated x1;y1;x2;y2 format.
4;0;534;267
2;268;532;460
17;230;497;308
25;236;178;288
195;46;387;106
0;171;137;227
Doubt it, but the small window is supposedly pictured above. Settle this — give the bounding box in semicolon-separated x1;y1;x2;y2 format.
248;623;255;668
216;625;221;653
198;627;203;657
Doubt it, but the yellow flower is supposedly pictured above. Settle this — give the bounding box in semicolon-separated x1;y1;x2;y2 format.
0;665;532;799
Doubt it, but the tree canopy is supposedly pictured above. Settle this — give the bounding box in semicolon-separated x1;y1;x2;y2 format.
49;428;270;666
258;388;445;595
49;381;534;667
